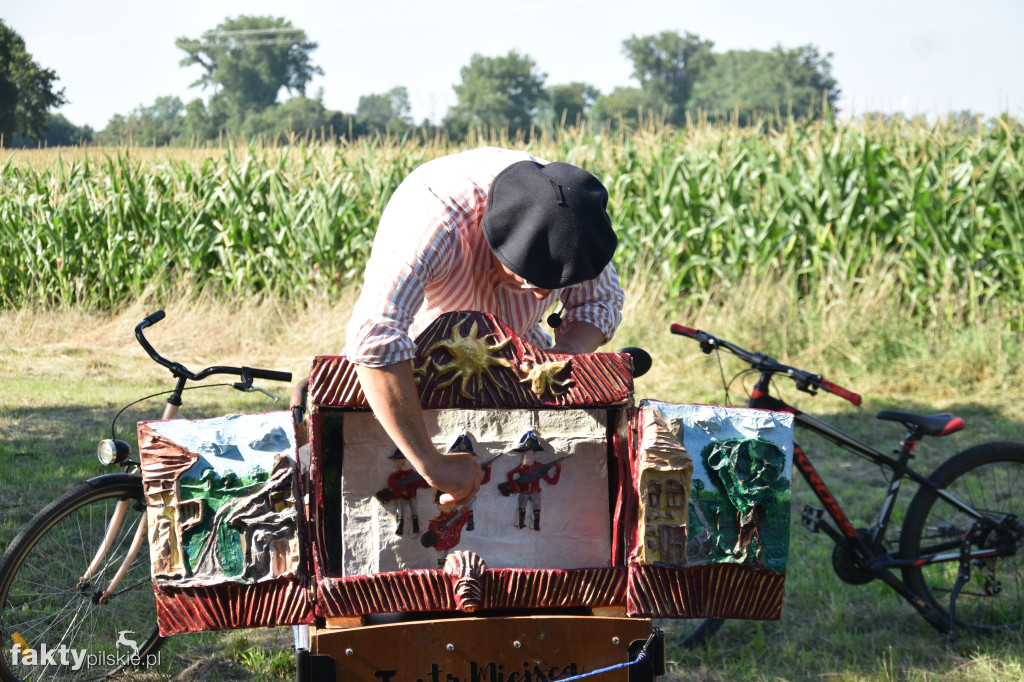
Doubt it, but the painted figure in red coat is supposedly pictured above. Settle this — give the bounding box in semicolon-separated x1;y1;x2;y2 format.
385;449;429;536
420;492;471;567
505;430;562;531
419;434;477;565
422;500;470;550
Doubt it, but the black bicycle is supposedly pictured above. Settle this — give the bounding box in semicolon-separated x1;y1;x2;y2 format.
669;324;1024;648
0;311;292;682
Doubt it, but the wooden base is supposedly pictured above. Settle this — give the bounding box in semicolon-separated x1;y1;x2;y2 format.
311;615;654;682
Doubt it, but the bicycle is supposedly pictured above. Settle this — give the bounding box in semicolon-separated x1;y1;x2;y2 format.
0;311;292;682
667;323;1024;649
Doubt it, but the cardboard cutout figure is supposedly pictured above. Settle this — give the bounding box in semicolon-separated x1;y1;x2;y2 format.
376;449;429;537
499;430;564;531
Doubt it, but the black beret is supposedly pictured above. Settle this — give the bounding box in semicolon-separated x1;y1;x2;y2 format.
481;160;617;289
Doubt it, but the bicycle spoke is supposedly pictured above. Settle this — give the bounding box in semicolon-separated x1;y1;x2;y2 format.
1;478;163;681
901;442;1024;631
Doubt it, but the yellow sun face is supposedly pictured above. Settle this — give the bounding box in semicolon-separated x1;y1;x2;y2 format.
419;321;514;398
519;359;573;397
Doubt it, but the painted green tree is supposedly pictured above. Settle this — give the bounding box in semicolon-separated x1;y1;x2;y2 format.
701;438;789;570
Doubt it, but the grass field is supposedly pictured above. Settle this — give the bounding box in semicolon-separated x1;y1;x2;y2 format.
1;270;1021;680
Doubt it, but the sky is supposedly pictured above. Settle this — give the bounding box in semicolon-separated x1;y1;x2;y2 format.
4;0;1023;130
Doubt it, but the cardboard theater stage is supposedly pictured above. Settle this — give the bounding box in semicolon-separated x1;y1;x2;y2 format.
138;311;794;680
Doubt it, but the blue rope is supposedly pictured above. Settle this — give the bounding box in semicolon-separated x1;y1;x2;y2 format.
554;651;646;682
554;629;659;682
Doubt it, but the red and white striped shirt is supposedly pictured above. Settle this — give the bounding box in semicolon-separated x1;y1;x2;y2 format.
345;147;624;367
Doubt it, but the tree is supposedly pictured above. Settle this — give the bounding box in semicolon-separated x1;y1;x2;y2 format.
689;45;840;123
0;19;67;142
99;96;185;146
175;15;323;115
590;86;656;131
356;86;412;135
543;82;600;129
621;31;715;126
6;112;92;148
444;50;546;139
241;95;336;141
180;98;223;144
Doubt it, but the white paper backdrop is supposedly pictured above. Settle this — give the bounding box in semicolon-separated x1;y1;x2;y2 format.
338;408;613;574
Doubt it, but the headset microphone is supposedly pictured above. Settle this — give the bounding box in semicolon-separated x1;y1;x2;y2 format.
547;301;566;328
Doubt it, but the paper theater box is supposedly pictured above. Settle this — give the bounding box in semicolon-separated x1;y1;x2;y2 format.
138;311;794;634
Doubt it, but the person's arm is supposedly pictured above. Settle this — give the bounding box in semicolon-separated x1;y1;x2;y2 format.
554;265;625;349
355;361;482;506
548;320;606;354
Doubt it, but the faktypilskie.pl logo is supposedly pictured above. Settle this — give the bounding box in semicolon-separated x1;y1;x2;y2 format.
8;630;159;671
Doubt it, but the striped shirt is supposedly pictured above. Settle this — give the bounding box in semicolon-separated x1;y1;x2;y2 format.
345;147;624;367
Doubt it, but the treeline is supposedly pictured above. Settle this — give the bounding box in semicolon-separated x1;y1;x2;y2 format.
5;15;848;148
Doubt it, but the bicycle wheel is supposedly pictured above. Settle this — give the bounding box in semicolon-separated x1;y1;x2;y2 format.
668;618;725;650
900;441;1024;632
0;474;164;681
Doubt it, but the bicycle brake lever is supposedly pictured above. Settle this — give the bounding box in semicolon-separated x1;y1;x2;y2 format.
231;380;280;402
247;386;281;402
793;375;818;395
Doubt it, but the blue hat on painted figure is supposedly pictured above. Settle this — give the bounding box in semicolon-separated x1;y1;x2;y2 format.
511;429;543;453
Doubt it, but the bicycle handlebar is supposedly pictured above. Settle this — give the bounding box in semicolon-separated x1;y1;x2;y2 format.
135;311;292;385
670;323;862;406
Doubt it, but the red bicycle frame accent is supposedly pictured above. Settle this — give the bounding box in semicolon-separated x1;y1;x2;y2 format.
791;445;858;538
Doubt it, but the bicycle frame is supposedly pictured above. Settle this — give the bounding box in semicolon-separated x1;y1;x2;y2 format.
746;371;1004;629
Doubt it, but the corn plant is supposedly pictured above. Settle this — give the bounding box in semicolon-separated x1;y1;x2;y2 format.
1;118;1021;327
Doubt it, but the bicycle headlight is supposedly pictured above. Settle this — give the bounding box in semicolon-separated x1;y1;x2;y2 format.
97;439;131;466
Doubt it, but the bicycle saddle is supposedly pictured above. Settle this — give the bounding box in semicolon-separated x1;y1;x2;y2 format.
875;410;965;437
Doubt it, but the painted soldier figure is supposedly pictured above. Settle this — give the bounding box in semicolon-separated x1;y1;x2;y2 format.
445;433;493;532
504;430;562;531
420;492;471;567
384;449;429;536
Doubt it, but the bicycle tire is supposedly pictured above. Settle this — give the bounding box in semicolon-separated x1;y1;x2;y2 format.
671;618;725;650
900;441;1024;633
0;474;165;681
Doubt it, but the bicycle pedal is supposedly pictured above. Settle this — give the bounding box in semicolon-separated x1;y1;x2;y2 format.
801;504;826;532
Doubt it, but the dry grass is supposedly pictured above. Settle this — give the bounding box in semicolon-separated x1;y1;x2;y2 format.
0;288;359;386
3;267;1019;416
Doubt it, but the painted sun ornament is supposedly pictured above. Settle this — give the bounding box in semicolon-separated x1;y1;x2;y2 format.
419;321;514;398
519;359;573;397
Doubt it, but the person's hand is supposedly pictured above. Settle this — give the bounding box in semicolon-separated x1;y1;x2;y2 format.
421;452;484;507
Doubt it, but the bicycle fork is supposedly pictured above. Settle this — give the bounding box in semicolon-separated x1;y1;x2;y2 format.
77;396;182;602
78;497;148;605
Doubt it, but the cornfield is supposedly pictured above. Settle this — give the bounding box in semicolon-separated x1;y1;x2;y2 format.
2;118;1021;324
